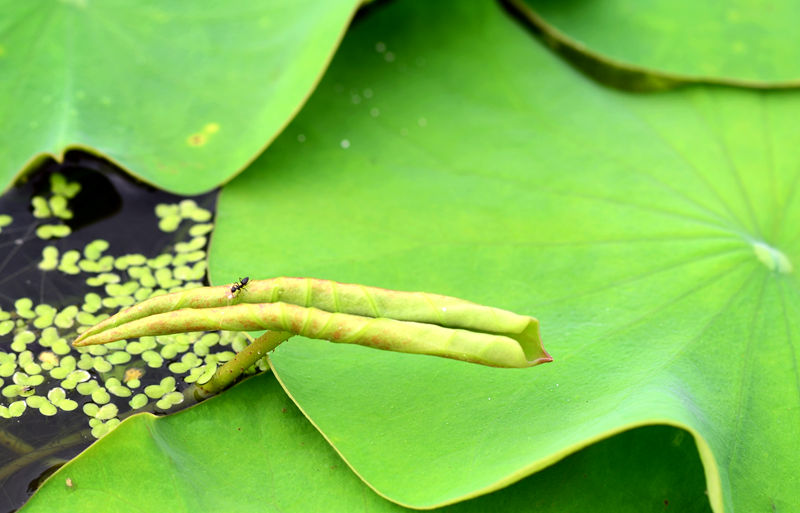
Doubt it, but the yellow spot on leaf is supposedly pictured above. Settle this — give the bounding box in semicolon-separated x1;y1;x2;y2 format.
188;123;220;147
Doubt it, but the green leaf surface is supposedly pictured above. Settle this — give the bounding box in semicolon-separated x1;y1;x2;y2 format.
207;0;800;511
21;374;710;513
0;0;359;194
513;0;800;86
21;374;388;513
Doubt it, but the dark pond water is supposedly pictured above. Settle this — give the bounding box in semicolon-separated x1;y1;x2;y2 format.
0;151;232;511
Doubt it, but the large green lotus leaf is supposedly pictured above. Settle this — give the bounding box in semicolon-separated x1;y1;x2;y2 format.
513;0;800;86
0;0;359;194
21;375;385;513
208;0;800;511
21;373;709;512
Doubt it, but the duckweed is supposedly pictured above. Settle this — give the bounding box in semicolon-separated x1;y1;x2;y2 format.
39;246;59;270
40;401;59;416
96;403;118;420
85;272;120;287
51;339;72;355
91;388;111;404
141;350;164;368
9;400;27;417
11;331;35;352
144;384;165;399
106;384;132;398
58;398;78;412
158;215;181;232
60;369;90;389
92;357;112;373
156;391;184;410
113;253;147;270
22;361;42;375
38;328;60;348
14;299;35;319
54;306;78;329
33;304;56;329
0;320;14;336
232;335;249;353
31;196;51;218
168;352;201;374
0;214;12;232
76;380;100;396
83;239;110;261
194;363;218;385
26;395;46;408
47;387;66;403
107;351;131;365
133;287;154;301
50;173;81;198
57;250;81;274
37;222;71;240
27;395;58;416
0;354;16;377
82;402;99;417
106;340;126;351
129;393;148;409
187;208;212;222
48;195;73;220
188;223;213;237
0;197;267;441
174;236;206;253
49;358;76;379
3;384;30;399
155;203;179;218
154;267;181;289
161;337;193;359
147;254;172;269
91;418;120;439
76;311;106;326
105;281;139;297
86;343;108;358
76;353;94;370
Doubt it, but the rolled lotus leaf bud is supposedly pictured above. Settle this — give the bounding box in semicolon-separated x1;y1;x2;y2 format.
74;278;551;368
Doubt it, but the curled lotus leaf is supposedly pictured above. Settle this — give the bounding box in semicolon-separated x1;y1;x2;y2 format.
74;277;551;369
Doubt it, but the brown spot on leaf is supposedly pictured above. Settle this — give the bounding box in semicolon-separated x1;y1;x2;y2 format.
187;133;206;146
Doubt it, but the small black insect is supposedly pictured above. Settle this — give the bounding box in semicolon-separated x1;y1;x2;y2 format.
229;276;250;298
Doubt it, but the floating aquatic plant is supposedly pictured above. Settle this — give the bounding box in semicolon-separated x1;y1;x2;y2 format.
0;171;254;447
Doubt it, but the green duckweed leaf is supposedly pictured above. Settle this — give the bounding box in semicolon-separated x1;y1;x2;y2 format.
0;0;360;194
513;0;800;86
205;0;796;510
